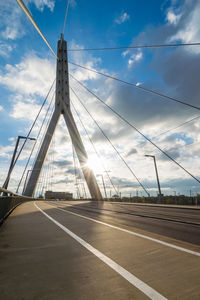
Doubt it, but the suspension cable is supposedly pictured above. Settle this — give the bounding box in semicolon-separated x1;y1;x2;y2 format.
70;86;150;196
50;134;55;191
68;42;200;52
62;0;70;35
69;61;200;111
130;113;200;157
26;93;56;195
70;74;200;184
72;145;81;199
71;98;119;195
18;90;55;193
32;98;55;170
179;139;200;148
4;79;55;191
16;0;57;58
131;113;200;153
153;114;200;139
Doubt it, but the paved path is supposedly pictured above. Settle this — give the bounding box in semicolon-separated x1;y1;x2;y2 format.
0;201;200;299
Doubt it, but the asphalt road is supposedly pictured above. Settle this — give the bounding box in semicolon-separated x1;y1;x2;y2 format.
49;200;200;245
0;201;199;299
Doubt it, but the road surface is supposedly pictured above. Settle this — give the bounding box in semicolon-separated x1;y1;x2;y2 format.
0;200;199;299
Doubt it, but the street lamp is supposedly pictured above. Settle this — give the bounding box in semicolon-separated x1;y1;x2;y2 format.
3;136;36;190
145;155;162;197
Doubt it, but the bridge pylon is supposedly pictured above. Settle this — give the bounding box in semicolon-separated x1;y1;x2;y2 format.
23;34;102;200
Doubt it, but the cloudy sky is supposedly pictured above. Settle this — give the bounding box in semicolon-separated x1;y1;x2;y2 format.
0;0;200;198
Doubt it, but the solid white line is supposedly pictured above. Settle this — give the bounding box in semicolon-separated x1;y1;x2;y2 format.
34;202;167;300
48;202;200;257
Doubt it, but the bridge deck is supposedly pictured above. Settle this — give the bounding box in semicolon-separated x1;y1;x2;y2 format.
0;201;200;299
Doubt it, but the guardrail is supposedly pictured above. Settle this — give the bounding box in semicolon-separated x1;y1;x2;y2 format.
0;187;34;225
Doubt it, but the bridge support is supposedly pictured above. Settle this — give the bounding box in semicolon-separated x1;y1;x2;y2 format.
23;34;102;200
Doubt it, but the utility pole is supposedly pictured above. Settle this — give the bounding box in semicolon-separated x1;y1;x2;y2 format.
145;155;162;197
23;34;102;200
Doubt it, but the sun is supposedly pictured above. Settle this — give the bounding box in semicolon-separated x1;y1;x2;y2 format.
86;157;104;175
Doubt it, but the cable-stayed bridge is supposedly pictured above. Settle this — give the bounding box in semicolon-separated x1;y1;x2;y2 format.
0;1;200;299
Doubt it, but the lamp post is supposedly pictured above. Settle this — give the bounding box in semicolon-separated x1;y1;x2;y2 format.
145;155;162;197
3;136;36;190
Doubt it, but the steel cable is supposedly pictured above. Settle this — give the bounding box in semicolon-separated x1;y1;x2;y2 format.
69;61;200;111
16;0;57;58
70;73;200;185
18;90;55;194
68;42;200;52
70;86;150;197
62;0;70;35
71;98;119;196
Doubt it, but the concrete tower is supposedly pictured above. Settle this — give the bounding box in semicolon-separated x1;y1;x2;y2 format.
23;35;102;200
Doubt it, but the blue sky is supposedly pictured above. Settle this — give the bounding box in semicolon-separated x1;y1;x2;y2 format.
0;0;200;197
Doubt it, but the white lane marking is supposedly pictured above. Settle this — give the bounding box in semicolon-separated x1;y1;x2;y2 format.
47;202;200;257
34;201;167;300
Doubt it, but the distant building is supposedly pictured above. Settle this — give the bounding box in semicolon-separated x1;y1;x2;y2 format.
45;191;73;200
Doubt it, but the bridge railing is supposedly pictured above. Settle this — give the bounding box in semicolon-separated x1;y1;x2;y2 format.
0;187;34;225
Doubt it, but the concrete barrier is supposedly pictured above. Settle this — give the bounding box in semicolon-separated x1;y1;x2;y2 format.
0;187;35;225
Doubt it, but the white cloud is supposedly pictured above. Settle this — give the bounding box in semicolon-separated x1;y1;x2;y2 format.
30;0;55;12
0;105;3;111
168;1;200;54
10;99;41;120
0;0;55;41
8;137;15;142
122;50;129;57
0;144;14;159
0;42;13;57
70;61;100;81
0;1;25;40
115;12;130;24
68;40;102;81
166;10;181;25
128;51;143;68
122;49;143;69
0;55;55;97
1;1;200;196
